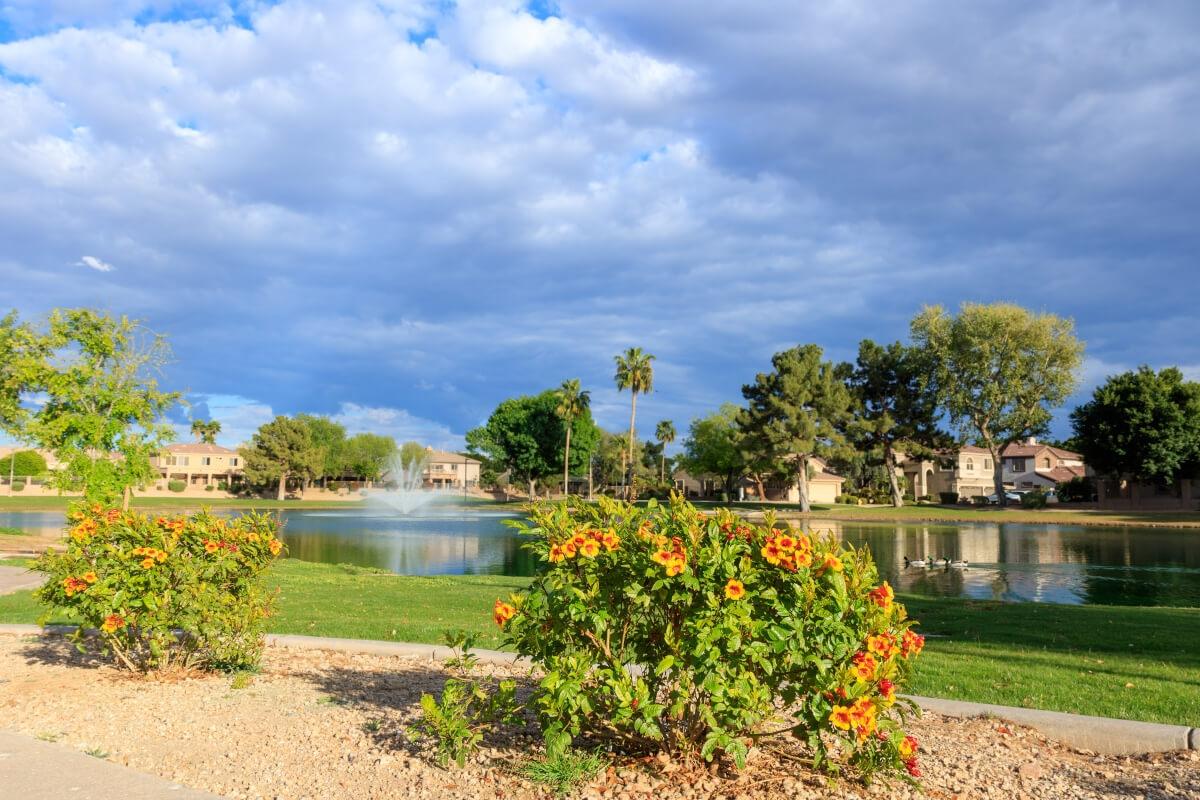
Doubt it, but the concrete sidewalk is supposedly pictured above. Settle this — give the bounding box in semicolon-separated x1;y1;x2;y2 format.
0;564;40;596
0;730;220;800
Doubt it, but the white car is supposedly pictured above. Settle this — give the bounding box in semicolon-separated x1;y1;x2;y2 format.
987;491;1023;504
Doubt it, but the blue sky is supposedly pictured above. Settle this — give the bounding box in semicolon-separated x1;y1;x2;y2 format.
1;1;1197;448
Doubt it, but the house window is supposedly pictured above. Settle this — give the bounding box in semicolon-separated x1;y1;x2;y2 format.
1012;458;1025;472
166;456;177;466
230;457;239;467
202;457;212;466
984;458;992;470
180;457;189;466
1041;457;1051;469
965;458;974;471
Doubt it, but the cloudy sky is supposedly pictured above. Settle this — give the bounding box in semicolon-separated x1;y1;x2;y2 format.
1;1;1197;448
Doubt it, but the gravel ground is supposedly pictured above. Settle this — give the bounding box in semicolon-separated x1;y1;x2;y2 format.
0;633;1195;800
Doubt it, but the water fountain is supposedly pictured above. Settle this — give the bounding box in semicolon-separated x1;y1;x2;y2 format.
371;452;443;515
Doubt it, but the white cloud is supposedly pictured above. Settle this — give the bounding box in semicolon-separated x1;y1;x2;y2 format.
331;402;463;450
75;255;114;272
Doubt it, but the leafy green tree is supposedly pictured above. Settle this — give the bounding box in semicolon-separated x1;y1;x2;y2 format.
1070;366;1200;485
295;414;348;486
740;344;851;512
240;416;320;500
0;450;47;477
189;418;221;444
911;303;1084;506
343;433;398;486
679;404;745;498
467;390;600;499
840;340;947;507
555;379;591;496
614;348;655;494
0;311;39;434
654;420;676;483
399;440;429;472
20;310;180;508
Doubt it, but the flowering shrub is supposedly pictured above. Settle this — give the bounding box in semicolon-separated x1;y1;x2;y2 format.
35;504;285;672
497;496;925;780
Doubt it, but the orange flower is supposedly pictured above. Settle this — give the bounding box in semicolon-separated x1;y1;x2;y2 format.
248;532;261;543
879;678;896;706
664;555;686;577
100;614;125;634
819;554;843;573
204;540;220;554
140;557;156;569
901;629;925;658
601;533;620;551
828;705;854;730
760;542;783;566
724;579;746;600
899;734;919;759
851;652;877;681
866;633;897;659
561;541;577;558
869;582;894;610
268;539;283;556
82;571;98;584
579;539;601;558
548;545;566;563
155;550;167;563
652;549;673;566
90;503;102;514
793;549;813;568
776;534;797;551
571;533;588;548
62;577;89;596
492;599;516;627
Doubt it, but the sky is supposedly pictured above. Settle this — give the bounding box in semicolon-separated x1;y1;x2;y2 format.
1;1;1197;449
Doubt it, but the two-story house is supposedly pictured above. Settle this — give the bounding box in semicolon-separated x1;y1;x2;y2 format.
421;448;481;489
899;446;995;502
1001;438;1087;491
151;443;244;490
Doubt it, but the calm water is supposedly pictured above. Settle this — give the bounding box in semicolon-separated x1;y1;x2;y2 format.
4;507;1199;607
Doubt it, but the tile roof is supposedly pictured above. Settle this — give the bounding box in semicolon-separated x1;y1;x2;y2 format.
1001;443;1082;460
164;442;238;455
425;449;481;465
1045;466;1087;482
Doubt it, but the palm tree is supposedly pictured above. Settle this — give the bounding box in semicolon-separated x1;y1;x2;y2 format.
190;419;221;444
655;419;676;484
614;347;655;494
555;379;590;496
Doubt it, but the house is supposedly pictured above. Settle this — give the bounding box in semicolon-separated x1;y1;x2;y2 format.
1000;438;1087;490
421;448;481;489
150;443;244;489
899;446;996;502
762;457;845;504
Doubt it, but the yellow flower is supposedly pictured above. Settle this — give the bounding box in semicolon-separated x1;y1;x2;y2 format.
140;557;156;569
829;705;853;730
204;540;220;554
724;579;745;600
82;571;99;584
579;539;601;558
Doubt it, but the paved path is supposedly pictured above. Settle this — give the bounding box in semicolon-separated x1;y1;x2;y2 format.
0;565;39;596
0;730;221;799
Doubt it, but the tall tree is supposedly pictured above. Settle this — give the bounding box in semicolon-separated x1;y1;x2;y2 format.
398;440;429;473
841;340;946;507
654;419;676;483
614;347;655;496
555;379;591;496
343;433;398;486
467;390;600;499
21;309;180;508
740;344;851;513
1070;366;1200;485
190;419;221;444
0;311;38;435
240;416;320;500
911;303;1083;506
679;404;745;498
296;414;347;486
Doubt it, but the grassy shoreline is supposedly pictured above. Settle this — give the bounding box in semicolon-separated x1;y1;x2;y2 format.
1;558;1196;726
0;495;512;512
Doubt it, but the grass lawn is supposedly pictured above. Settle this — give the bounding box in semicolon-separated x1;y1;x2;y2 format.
1;558;1197;726
0;495;511;512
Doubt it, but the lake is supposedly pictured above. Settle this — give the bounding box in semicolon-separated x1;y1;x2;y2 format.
3;506;1199;607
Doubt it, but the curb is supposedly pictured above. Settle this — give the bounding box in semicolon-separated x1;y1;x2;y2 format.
2;625;1196;756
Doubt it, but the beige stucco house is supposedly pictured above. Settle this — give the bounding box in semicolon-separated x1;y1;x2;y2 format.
899;445;996;501
150;442;244;489
1000;438;1087;490
421;448;482;489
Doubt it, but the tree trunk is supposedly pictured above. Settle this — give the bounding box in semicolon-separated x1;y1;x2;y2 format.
528;477;536;500
752;473;766;502
277;473;286;501
990;445;1006;506
660;453;665;484
796;456;811;513
122;485;131;511
627;394;638;490
885;444;904;508
587;463;593;501
563;425;572;498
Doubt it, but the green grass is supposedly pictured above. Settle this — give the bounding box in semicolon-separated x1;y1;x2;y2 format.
0;495;510;512
518;750;609;796
0;526;24;536
2;559;1197;726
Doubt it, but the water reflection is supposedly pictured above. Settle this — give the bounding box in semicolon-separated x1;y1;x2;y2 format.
3;510;1199;607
